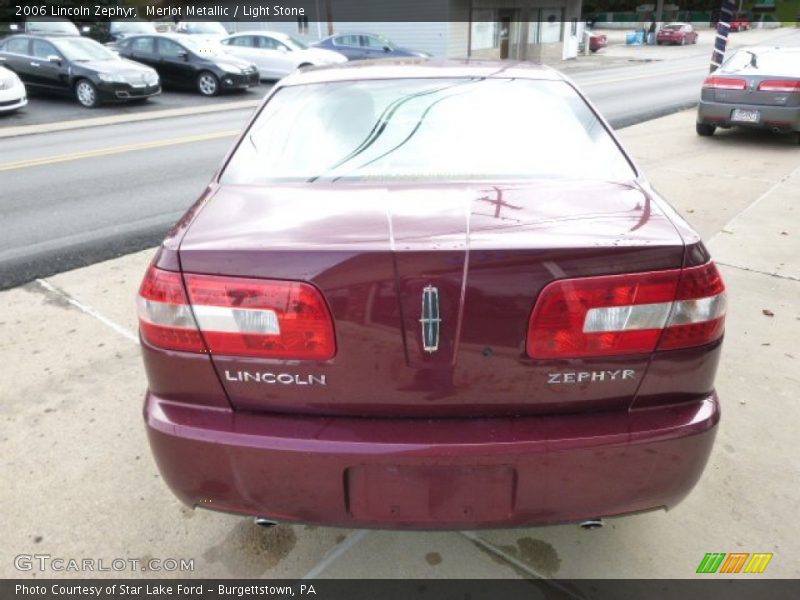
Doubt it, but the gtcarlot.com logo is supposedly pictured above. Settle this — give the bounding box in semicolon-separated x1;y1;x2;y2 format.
14;554;194;573
696;552;773;574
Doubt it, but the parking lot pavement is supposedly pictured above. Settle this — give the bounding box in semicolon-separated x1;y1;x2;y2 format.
0;86;268;131
1;108;798;579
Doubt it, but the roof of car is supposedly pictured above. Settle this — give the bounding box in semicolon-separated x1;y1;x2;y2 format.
227;30;289;38
279;58;565;86
3;33;83;40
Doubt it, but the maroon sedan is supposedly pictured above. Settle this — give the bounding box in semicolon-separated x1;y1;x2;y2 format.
139;60;725;529
657;23;699;46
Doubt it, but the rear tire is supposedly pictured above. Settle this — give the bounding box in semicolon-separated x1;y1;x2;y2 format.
696;123;716;137
196;71;219;97
74;79;98;108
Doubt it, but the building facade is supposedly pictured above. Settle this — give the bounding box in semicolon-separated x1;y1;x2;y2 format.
227;0;584;62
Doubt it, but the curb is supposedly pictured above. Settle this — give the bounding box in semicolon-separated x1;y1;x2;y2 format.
0;99;261;139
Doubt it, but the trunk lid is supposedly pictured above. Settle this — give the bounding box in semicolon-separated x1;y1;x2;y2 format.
179;180;686;417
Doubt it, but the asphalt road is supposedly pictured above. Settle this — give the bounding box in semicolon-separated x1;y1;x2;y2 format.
1;29;799;289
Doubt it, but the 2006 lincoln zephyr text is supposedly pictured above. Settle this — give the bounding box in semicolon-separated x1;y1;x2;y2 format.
138;59;726;529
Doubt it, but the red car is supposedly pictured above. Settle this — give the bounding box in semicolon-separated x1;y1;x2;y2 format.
139;60;725;529
730;14;751;32
657;23;699;45
584;29;608;52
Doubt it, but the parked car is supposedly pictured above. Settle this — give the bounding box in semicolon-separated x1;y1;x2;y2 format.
313;33;429;60
220;31;346;80
86;20;157;45
174;21;229;45
0;34;160;107
115;34;258;96
582;29;607;53
697;47;800;143
730;13;751;32
0;64;27;112
4;18;88;37
139;59;727;529
656;23;698;46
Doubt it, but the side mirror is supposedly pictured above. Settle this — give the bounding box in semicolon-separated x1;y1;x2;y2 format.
47;55;62;65
9;24;19;31
383;45;391;52
81;26;91;34
177;50;189;60
278;46;288;53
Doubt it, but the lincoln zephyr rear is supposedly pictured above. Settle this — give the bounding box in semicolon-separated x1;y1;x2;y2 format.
139;60;725;529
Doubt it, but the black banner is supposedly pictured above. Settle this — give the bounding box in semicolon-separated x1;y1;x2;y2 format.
0;0;751;23
4;579;800;600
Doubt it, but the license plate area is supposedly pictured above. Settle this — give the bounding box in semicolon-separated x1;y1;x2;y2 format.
346;465;516;523
731;108;760;123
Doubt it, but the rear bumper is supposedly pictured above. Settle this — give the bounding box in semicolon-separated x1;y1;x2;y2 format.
145;393;719;529
698;99;800;132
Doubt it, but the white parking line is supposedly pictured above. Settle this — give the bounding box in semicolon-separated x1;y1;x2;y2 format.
301;530;370;579
34;278;139;344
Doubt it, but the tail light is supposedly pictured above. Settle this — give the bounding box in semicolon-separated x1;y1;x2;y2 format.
703;77;746;90
757;80;800;93
138;265;336;360
527;262;726;359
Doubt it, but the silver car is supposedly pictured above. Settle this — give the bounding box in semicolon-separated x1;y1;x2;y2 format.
697;47;800;143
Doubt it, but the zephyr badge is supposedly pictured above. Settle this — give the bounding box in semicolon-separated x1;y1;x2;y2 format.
420;285;441;353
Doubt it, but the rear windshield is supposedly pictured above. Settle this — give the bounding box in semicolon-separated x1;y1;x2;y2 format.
221;78;636;184
720;49;800;75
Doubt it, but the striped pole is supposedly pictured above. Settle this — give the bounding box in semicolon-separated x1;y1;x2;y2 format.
710;0;738;72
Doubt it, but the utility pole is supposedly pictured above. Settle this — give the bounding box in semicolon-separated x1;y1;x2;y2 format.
326;0;334;36
710;0;737;72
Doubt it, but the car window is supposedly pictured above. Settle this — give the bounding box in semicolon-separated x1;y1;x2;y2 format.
260;36;288;51
229;36;255;48
131;37;155;54
31;39;58;60
53;38;116;61
158;39;186;59
4;38;31;55
721;49;800;75
335;35;359;47
222;78;636;184
363;35;388;49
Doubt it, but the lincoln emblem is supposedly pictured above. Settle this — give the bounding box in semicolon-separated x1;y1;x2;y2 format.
420;285;441;353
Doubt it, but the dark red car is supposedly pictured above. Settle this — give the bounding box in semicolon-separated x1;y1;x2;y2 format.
586;29;608;52
139;60;725;529
730;14;751;32
656;23;699;46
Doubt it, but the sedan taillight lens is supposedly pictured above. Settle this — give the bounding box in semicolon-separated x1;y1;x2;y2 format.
703;77;747;90
138;266;336;360
527;263;726;359
757;79;800;93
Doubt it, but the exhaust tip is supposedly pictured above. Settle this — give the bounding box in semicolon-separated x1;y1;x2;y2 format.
254;517;278;528
579;518;604;530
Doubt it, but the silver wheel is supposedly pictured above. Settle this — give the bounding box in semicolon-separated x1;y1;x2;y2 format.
197;72;218;96
75;80;97;108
